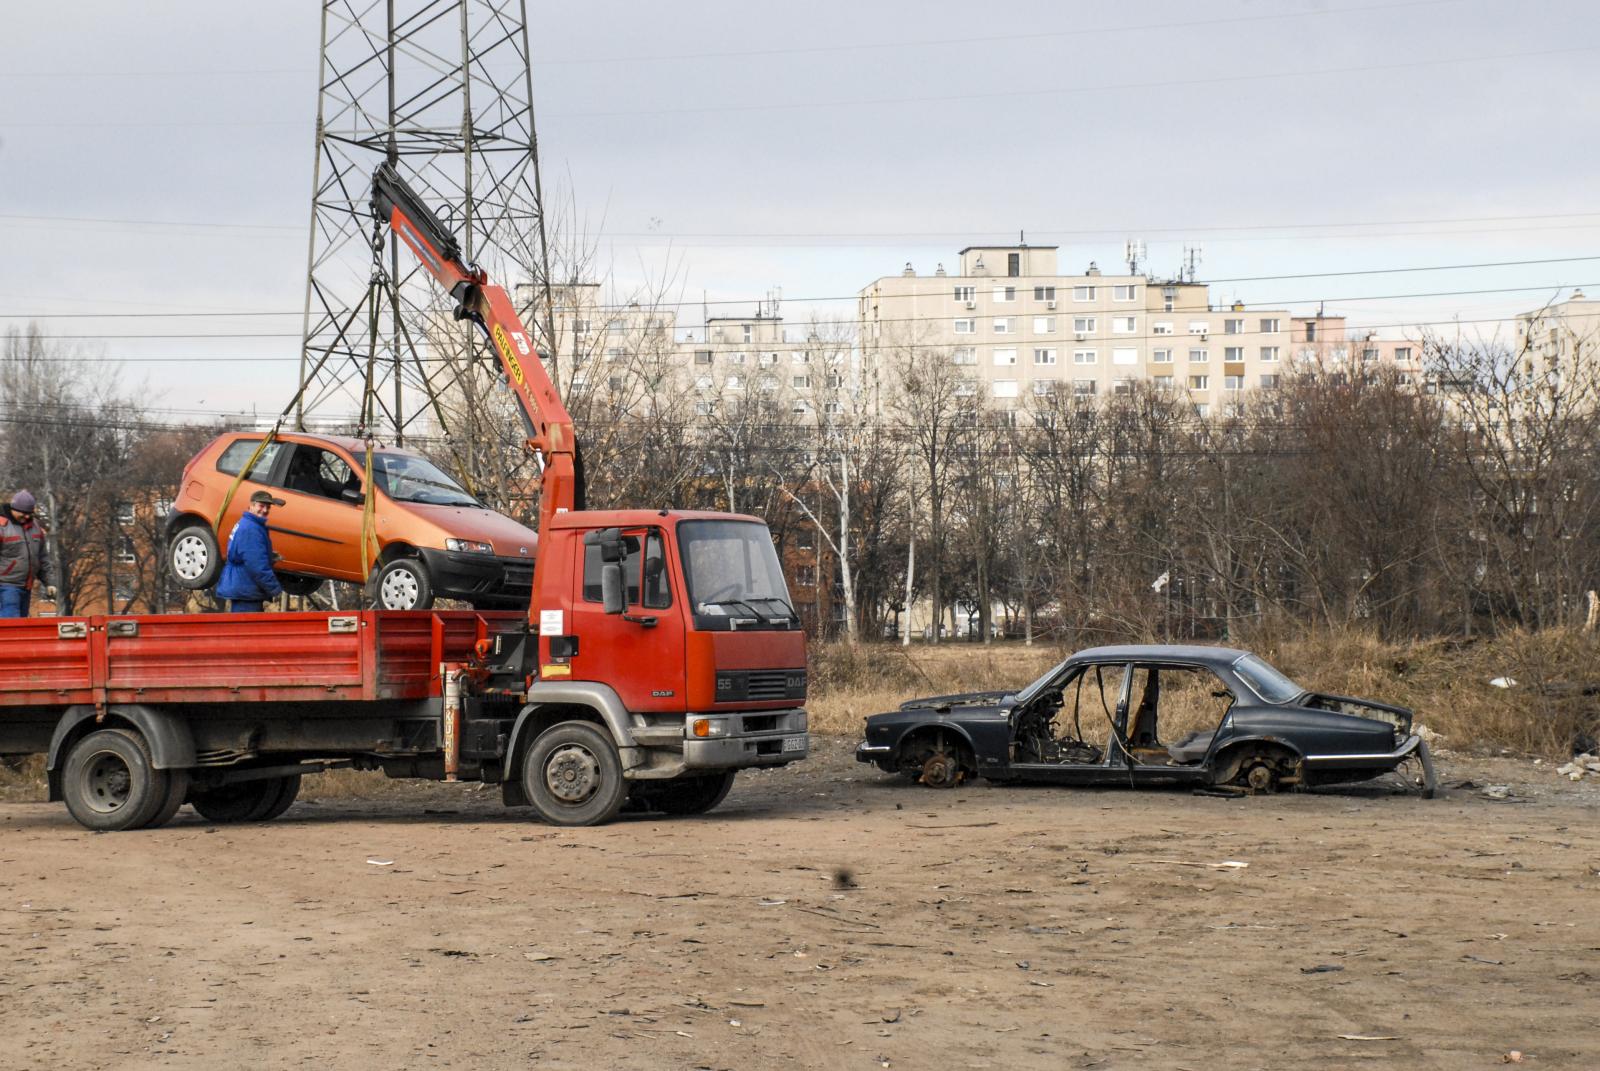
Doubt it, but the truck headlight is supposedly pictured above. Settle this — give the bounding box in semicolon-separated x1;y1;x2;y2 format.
691;717;729;738
445;538;493;554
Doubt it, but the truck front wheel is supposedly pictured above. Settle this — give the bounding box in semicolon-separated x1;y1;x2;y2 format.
62;728;170;832
523;722;626;827
652;771;737;816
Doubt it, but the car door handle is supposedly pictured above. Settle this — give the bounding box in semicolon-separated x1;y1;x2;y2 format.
622;613;658;628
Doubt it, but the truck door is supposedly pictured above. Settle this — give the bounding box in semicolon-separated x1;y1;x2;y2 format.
568;526;686;713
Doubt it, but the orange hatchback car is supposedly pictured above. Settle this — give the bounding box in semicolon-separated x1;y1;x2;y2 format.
165;432;540;610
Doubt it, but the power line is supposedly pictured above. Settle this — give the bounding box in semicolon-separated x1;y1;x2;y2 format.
2;254;1593;324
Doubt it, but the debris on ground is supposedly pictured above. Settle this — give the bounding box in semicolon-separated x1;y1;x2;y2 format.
1554;753;1600;781
1482;785;1513;800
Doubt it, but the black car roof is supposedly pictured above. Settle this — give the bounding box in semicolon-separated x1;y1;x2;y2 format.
1071;644;1250;667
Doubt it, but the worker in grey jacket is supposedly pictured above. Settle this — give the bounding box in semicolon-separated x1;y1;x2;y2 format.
0;491;54;618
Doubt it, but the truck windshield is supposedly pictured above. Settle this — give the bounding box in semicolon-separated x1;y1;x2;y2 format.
678;520;795;621
373;453;480;507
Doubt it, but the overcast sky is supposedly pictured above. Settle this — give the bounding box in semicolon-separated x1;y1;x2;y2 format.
1;0;1595;419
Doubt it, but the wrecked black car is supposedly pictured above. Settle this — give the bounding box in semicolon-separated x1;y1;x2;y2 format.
856;645;1436;796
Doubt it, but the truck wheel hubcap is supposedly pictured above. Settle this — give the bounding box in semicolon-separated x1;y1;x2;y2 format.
84;752;132;814
545;745;600;803
173;535;209;580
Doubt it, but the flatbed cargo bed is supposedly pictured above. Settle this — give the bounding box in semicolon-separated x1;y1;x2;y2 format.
0;609;527;709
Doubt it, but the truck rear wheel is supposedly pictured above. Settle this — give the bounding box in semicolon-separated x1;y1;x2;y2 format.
142;767;192;829
255;774;302;821
191;777;279;823
522;722;626;827
62;728;169;832
652;771;737;816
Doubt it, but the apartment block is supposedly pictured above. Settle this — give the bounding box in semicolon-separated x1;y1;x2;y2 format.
1516;289;1600;370
859;245;1295;418
1290;313;1425;384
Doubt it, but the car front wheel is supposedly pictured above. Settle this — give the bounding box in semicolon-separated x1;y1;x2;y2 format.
370;557;434;610
168;524;221;590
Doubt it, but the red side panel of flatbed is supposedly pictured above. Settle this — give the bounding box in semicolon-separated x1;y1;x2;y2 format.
0;610;524;710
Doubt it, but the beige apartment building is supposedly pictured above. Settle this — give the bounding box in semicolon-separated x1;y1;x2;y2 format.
1289;313;1425;383
1516;289;1600;370
859;244;1296;418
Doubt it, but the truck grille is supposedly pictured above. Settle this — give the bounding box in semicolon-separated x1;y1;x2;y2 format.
714;669;807;702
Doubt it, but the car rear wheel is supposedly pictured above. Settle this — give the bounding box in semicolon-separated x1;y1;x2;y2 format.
903;731;972;789
370;557;434;610
168;524;221;590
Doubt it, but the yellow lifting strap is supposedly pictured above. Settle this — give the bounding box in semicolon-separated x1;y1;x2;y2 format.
360;439;380;582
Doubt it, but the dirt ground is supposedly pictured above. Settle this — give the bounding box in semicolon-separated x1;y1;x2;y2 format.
3;740;1599;1070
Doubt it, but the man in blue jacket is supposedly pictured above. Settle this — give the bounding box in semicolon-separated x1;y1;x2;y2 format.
215;489;285;612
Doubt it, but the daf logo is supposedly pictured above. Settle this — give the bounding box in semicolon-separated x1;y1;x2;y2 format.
519;546;529;556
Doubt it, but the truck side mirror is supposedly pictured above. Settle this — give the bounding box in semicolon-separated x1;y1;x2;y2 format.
584;527;625;562
601;563;625;615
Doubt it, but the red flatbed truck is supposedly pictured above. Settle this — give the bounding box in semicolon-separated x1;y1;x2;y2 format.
0;167;808;830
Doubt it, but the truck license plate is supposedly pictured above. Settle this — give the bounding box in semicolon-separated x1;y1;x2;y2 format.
782;735;805;752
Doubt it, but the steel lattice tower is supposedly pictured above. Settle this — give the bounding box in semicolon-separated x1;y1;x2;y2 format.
296;0;551;444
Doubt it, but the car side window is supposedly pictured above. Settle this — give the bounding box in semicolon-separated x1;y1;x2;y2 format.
283;446;360;502
216;439;282;481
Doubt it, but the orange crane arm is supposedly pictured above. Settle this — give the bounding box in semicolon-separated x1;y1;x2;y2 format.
370;162;582;531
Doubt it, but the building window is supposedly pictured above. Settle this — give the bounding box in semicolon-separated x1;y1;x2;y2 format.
993;379;1019;399
795;565;816;587
1007;252;1020;277
1194;402;1210;418
823;400;842;415
1152;348;1172;363
1073;285;1096;301
993;285;1016;303
1259;373;1279;388
695;375;713;391
1113;378;1134;394
954;380;977;397
1153;321;1173;334
1073;349;1098;365
953;285;975;303
758;352;777;367
1033;316;1056;333
729;351;747;365
1033;347;1057;365
1032;379;1057;396
1073;317;1096;334
1153;374;1174;389
994;348;1017;366
1113;284;1137;301
1259;318;1280;333
1033;285;1056;301
792;350;810;364
1073;379;1096;396
826;371;843;388
1305;321;1317;341
742;325;753;343
993;317;1015;334
1163;287;1176;312
1189;348;1209;363
1394;346;1413;362
607;319;624;334
116;502;136;527
1259;346;1279;363
1188;321;1210;335
1224;318;1244;334
1362;347;1380;362
725;374;743;390
793;375;810;389
952;346;977;365
954;318;975;334
694;349;713;365
1224;375;1244;390
1189;374;1209;390
1224;346;1244;362
1112;316;1136;334
1112;348;1137;365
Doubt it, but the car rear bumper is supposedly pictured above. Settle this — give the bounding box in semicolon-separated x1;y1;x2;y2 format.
416;547;534;605
1303;734;1437;797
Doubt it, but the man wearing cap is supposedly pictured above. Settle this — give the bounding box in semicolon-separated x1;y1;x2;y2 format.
0;490;53;618
215;490;286;613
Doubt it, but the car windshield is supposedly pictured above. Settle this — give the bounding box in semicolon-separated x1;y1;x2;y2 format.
677;520;794;617
373;453;479;507
1013;657;1072;704
1231;653;1306;704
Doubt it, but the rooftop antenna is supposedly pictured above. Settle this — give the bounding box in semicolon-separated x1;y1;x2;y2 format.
1124;239;1146;276
1181;244;1203;284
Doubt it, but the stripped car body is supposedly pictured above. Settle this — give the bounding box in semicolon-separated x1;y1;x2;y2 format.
856;644;1436;796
